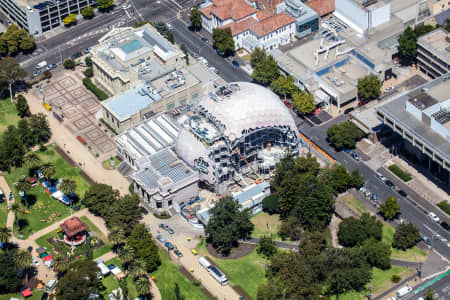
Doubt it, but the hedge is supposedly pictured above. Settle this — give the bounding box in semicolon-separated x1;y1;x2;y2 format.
388;164;412;182
82;77;108;100
437;201;450;216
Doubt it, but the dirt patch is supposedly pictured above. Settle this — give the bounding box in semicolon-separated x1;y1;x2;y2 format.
206;242;256;259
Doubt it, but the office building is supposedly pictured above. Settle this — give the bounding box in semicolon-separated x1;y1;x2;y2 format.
417;28;450;79
277;0;319;39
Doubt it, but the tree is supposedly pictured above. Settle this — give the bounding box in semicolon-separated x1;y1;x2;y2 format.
40;162;55;179
212;28;235;56
83;183;119;216
392;222;421;250
270;75;298;100
338;213;382;247
130;258;147;279
119;244;136;263
15;95;30;118
119;279;129;300
256;236;277;258
104;194;142;233
85;56;92;67
251;54;280;86
0;125;25;172
398;25;435;64
327;164;352;194
0;57;26;100
0;25;35;55
12;250;32;284
167;31;174;44
292;91;316;115
29;113;51;145
424;288;434;300
379;196;401;220
250;47;266;67
190;7;202;31
361;239;391;270
205;196;254;255
126;224;160;272
0;227;12;243
0;252;22;293
136;276;152;299
278;216;302;241
17;119;33;149
154;21;169;37
97;0;114;11
60;178;76;197
11;204;20;230
326;121;365;150
64;59;75;70
180;44;189;65
52;255;68;275
262;194;280;214
15;177;31;208
81;6;94;18
109;227;126;247
298;231;327;259
56;260;101;300
357;75;382;102
350;169;364;189
63;14;77;26
174;282;185;300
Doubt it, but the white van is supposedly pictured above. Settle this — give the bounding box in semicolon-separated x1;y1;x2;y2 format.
36;61;47;69
199;256;212;270
45;279;57;292
396;286;412;298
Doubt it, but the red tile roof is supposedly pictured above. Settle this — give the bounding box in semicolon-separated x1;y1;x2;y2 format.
59;216;88;238
256;9;273;21
305;0;335;17
225;13;295;37
200;0;257;21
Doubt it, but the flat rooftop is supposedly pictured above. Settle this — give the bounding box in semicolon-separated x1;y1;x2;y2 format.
377;76;450;162
288;38;343;71
418;28;450;65
150;69;200;99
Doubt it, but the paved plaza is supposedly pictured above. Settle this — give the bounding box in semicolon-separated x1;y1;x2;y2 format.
34;73;116;160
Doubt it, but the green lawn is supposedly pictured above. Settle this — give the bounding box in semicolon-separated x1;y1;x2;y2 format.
35;229;58;253
251;212;282;240
0;98;20;137
101;156;120;170
80;216;111;259
382;225;427;262
4;145;90;239
152;250;208;300
206;249;267;299
0;289;44;300
0;200;7;228
103;257;138;299
332;266;413;300
339;193;368;216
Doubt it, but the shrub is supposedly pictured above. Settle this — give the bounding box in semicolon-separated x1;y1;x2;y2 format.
437;201;450;216
388;164;412;182
256;236;277;258
391;274;401;283
129;183;135;195
133;21;149;28
64;59;75;70
77;135;87;145
192;279;201;287
85;56;92;67
262;194;280;214
43;70;52;80
153;211;171;219
83;67;93;78
82;78;108;100
393;222;421;250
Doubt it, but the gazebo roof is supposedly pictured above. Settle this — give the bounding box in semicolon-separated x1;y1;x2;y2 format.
59;217;88;238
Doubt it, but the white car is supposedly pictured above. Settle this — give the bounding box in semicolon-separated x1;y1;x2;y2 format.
428;212;441;223
376;172;386;181
32;257;40;267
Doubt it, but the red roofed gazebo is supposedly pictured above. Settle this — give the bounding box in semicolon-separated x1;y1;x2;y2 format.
59;216;89;246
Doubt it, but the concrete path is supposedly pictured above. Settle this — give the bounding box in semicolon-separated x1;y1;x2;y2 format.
240;237;299;251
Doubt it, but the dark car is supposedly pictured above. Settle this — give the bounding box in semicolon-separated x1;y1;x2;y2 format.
164;241;174;250
71;52;82;59
216;49;225;56
41;293;49;300
351;152;360;161
159;224;168;230
344;107;354;114
398;190;407;197
441;222;450;232
167;227;174;235
232;60;240;67
385;180;394;188
141;207;149;215
174;249;183;257
201;37;208;42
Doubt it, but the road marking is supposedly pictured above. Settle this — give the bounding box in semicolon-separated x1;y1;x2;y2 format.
166;0;183;9
414;270;450;294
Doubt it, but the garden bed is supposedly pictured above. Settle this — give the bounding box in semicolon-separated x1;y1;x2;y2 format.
388;164;412;182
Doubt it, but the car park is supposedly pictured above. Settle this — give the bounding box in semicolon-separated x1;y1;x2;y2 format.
164;241;174;250
174;249;183;257
385;180;394;188
441;222;450;232
398;190;407;197
428;212;441;223
156;235;166;243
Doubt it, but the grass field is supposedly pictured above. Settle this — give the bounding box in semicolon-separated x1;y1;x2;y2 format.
339;193;368;216
0;201;7;228
0;289;44;300
250;212;282;240
103;257;138;299
331;266;413;300
35;229;58;253
152;250;208;300
382;225;427;262
4;145;90;238
0;98;20;137
79;216;111;259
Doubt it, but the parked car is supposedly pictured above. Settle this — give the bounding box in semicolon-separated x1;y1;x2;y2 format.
216;49;225;56
32;257;40;266
156;235;166;243
385;180;394;188
376;172;386;181
167;227;174;235
46;64;56;70
351;152;360;161
71;52;82;59
428;212;441;223
201;37;208;42
422;235;432;246
164;241;174;250
232;60;239;67
34;70;42;77
344;107;354;114
441;222;450;232
159;224;168;230
174;249;183;257
398;190;407;197
384;86;395;93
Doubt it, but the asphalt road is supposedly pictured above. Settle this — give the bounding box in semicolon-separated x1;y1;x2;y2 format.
296;115;450;260
406;270;450;300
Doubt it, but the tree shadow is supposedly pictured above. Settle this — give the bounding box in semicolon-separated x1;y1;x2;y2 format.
17;218;29;231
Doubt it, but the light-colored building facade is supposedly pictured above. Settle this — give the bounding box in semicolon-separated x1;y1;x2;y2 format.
0;0;95;36
428;0;449;15
277;0;319;39
417;28;450;79
91;25;184;96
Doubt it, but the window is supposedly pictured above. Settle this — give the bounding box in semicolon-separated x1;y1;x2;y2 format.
156;201;162;208
168;199;173;206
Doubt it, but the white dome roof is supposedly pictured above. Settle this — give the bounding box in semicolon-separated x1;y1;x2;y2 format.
198;82;298;140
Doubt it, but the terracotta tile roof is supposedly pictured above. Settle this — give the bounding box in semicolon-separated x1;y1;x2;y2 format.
225;13;295;37
200;0;257;21
59;216;88;238
305;0;335;17
256;9;273;21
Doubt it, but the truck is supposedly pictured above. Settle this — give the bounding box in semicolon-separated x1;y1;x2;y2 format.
199;256;211;270
396;286;412;298
198;257;228;286
36;61;47;69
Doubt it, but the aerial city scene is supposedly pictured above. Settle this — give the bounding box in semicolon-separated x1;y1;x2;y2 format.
0;0;448;298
